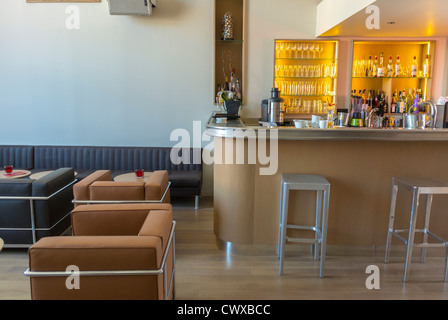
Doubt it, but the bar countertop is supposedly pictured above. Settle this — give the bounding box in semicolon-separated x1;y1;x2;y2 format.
206;113;448;141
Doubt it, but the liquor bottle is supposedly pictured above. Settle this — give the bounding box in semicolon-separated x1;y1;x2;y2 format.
397;91;404;113
377;52;384;77
373;56;378;77
382;92;388;113
367;56;373;77
412;93;419;113
387;56;394;77
411;56;418;77
390;92;397;113
235;79;242;100
406;88;412;112
395;56;402;77
230;68;237;93
423;55;430;77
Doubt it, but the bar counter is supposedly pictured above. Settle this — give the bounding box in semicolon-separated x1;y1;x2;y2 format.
207;113;448;248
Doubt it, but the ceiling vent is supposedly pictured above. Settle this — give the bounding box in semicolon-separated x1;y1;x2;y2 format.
108;0;157;16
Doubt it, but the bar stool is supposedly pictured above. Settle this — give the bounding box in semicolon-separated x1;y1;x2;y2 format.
384;177;448;282
277;174;330;277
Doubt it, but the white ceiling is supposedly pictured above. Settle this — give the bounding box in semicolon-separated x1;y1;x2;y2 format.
318;0;448;37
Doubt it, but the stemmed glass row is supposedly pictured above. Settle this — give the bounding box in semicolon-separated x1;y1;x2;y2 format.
275;80;334;97
276;42;325;59
275;63;337;78
286;99;330;114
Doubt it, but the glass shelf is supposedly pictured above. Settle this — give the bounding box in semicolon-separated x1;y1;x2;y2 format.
275;77;337;80
282;94;336;97
276;57;338;61
352;76;431;80
216;39;244;44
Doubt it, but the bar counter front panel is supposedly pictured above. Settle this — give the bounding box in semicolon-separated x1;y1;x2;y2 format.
208;116;448;247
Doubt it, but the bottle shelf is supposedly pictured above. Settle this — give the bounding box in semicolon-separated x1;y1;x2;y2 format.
351;40;435;103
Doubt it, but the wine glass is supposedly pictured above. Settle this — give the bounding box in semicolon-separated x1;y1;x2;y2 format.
275;43;281;59
310;44;315;58
286;43;292;58
293;43;299;58
298;43;304;58
318;44;324;58
279;43;285;58
303;43;309;59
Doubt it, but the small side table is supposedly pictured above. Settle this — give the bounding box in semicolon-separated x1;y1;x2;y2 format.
0;170;31;179
114;172;153;183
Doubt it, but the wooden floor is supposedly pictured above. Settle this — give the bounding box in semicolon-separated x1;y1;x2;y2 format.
1;196;448;300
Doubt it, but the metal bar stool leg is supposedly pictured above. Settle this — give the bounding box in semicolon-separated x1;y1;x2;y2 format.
279;184;290;276
277;181;285;258
444;246;448;282
385;183;398;264
420;194;433;263
319;186;330;278
404;188;420;282
314;190;323;261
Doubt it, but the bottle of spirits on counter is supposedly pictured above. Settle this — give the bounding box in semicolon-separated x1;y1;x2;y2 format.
395;56;402;77
377;52;384;77
373;56;379;77
411;93;419;113
411;56;418;77
405;88;412;112
235;79;242;100
367;56;373;77
397;91;404;113
423;55;430;77
390;92;397;113
387;56;394;77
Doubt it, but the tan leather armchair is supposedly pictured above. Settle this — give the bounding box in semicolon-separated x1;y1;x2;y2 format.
72;170;170;206
25;203;175;300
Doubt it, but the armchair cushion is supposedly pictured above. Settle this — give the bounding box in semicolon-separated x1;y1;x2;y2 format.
71;203;173;236
89;181;145;201
73;170;111;204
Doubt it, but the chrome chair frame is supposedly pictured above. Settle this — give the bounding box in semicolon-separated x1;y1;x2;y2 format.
25;221;176;300
0;179;77;248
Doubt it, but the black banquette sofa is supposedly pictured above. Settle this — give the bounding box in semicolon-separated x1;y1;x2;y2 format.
0;145;202;247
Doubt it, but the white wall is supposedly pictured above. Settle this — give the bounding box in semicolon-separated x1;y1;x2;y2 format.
243;0;319;118
0;0;214;147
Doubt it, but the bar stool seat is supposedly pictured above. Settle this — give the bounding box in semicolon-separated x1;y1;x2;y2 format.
277;174;330;277
385;177;448;282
